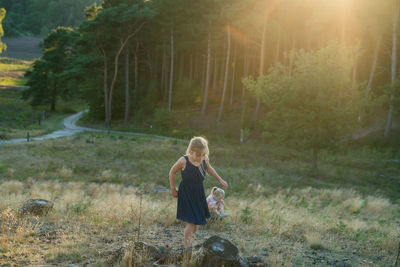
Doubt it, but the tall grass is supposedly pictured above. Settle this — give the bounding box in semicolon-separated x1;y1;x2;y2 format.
0;179;398;266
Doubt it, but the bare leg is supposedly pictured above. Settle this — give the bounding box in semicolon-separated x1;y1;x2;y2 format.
218;203;225;214
184;223;196;247
183;223;197;262
193;224;198;235
209;204;220;215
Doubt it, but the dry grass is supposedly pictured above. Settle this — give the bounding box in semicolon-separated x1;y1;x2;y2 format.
0;179;398;266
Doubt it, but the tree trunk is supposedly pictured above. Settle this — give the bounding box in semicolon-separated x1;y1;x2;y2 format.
161;42;166;102
288;33;296;76
220;43;226;84
385;2;399;138
164;53;169;103
255;19;267;121
229;42;237;105
179;53;184;81
217;24;231;124
194;54;199;81
124;43;130;122
211;50;218;96
275;24;281;64
351;51;358;94
51;80;56;112
312;147;318;170
97;30;110;126
134;41;139;106
103;58;109;126
241;43;249;106
201;31;212;116
154;55;158;83
365;36;381;98
106;22;146;128
168;28;174;111
189;54;193;81
201;54;206;92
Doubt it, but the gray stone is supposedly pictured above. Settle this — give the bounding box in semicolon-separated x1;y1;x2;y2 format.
134;241;172;263
38;221;57;237
19;199;53;216
197;235;248;267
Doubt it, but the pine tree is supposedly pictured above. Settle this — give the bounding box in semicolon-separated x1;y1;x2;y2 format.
23;27;78;111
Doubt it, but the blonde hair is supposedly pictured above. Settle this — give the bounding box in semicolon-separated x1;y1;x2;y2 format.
211;187;225;198
186;136;209;176
186;136;209;159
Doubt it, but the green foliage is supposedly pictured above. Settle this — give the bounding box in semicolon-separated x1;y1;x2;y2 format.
138;79;161;116
23;27;79;111
244;43;363;167
152;108;176;130
174;78;199;107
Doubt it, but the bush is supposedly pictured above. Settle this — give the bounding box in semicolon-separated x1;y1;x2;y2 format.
152;108;176;130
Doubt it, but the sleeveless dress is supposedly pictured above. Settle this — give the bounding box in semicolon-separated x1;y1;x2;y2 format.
177;155;210;225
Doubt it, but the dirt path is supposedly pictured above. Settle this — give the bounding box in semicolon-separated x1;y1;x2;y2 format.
0;110;185;146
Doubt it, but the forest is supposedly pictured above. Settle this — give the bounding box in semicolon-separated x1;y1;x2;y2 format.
11;0;399;165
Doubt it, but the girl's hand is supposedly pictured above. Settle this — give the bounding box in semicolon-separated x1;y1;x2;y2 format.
170;188;178;198
220;179;228;189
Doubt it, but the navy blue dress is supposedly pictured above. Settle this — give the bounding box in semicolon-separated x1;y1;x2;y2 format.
177;155;210;225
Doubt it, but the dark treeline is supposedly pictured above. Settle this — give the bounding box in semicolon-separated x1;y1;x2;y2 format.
17;0;400;166
0;0;101;36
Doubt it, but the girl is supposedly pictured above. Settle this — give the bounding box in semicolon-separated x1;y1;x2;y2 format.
207;187;227;218
169;136;228;251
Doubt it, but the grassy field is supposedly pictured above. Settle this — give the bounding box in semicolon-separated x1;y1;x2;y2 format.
0;56;87;140
0;87;87;140
0;133;399;266
0;57;31;87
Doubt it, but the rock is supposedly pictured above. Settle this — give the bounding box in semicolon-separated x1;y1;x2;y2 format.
38;221;57;237
19;199;53;216
196;235;248;267
104;246;126;264
134;241;172;263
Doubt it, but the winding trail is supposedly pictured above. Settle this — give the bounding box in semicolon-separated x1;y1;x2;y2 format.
0;110;398;146
0;110;184;146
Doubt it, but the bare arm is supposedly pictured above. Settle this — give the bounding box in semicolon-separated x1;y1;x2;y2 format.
205;158;228;189
169;157;185;197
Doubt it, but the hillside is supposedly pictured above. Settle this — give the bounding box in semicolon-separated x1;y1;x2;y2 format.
0;133;398;266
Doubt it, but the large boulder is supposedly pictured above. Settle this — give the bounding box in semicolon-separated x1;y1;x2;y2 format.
194;235;248;267
19;199;53;216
